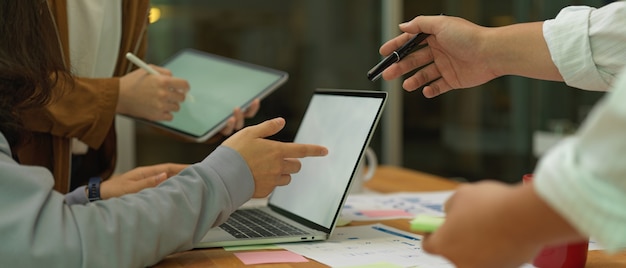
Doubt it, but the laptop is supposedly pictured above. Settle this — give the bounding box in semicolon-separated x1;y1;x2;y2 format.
196;89;387;248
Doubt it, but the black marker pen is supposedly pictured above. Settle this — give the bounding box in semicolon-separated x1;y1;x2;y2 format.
367;33;430;82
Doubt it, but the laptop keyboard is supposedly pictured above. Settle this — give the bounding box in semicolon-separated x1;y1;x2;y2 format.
220;209;309;238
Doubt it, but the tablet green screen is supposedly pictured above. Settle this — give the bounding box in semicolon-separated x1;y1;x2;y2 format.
156;49;287;141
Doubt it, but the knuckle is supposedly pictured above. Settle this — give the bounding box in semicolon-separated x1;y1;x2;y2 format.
157;90;169;100
272;165;283;176
155;76;168;87
420;71;430;84
300;145;313;156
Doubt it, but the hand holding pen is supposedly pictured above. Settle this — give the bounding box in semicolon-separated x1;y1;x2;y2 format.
367;33;430;82
117;53;190;121
374;15;506;98
126;53;196;102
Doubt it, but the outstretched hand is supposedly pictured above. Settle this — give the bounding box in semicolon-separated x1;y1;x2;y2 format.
379;15;497;98
100;163;188;199
380;15;559;98
222;117;328;197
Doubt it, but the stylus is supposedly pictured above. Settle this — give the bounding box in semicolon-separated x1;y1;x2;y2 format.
125;52;196;102
367;33;430;82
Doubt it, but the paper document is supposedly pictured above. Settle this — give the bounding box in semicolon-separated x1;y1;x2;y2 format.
341;191;453;221
279;223;537;268
278;223;453;267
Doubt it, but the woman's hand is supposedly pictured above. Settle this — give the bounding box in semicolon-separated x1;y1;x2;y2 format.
99;163;188;199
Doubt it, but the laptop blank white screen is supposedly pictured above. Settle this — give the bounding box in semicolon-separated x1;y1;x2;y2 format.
268;90;385;229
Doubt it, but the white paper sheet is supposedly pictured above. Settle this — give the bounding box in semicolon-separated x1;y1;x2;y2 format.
278;223;453;267
341;191;454;221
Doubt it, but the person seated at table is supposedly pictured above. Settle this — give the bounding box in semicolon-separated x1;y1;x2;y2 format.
0;2;328;267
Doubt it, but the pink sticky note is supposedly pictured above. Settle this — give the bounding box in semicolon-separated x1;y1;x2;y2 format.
361;209;413;217
234;250;309;265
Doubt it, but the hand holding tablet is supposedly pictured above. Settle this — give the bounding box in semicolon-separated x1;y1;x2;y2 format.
125;48;288;142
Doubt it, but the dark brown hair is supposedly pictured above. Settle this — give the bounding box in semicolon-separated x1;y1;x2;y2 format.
0;1;68;148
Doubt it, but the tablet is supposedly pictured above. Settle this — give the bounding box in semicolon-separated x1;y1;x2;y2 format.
136;48;288;142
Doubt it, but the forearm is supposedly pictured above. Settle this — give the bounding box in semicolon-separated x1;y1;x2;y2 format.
484;22;563;81
501;183;585;247
421;180;584;267
534;70;626;252
73;147;253;267
2;146;254;267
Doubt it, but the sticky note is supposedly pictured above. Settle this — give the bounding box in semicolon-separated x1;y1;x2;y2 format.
335;217;352;226
233;250;309;265
410;215;445;233
223;244;281;251
361;209;413;218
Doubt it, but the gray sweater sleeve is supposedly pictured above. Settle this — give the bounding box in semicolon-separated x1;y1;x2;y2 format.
0;138;254;268
65;186;88;205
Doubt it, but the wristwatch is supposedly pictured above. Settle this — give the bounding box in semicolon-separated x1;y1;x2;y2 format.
88;177;102;202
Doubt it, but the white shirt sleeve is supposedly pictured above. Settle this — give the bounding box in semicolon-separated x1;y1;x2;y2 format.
543;2;626;91
534;68;626;253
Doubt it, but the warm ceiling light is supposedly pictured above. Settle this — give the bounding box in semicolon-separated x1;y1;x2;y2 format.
149;7;161;24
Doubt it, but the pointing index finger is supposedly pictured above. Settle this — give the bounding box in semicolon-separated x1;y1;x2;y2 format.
281;143;328;158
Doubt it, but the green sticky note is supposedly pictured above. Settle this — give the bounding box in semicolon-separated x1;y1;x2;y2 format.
335;217;352;227
410;215;445;233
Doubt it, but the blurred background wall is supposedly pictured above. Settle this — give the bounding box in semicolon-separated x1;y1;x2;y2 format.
130;0;610;183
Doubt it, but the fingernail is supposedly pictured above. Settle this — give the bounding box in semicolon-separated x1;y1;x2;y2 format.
399;22;408;28
274;117;285;125
155;172;167;184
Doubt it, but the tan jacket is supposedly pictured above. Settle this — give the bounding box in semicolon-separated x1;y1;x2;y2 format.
16;0;150;193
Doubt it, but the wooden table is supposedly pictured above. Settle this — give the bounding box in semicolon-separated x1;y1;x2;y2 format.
153;166;626;268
